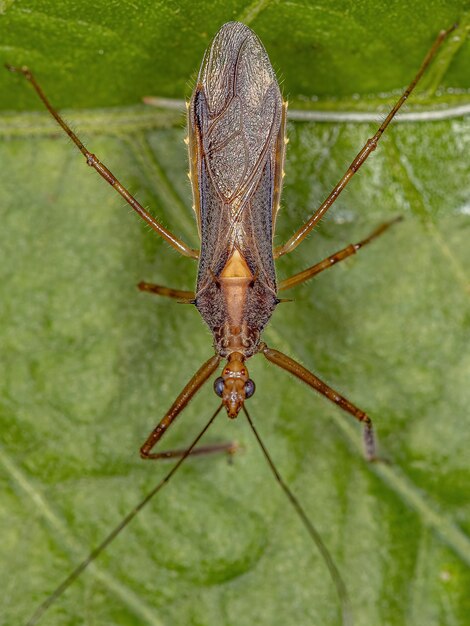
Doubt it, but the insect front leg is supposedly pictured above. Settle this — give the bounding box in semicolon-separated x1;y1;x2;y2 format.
260;343;376;460
274;26;455;259
146;441;239;461
140;354;220;459
278;216;402;291
5;64;199;259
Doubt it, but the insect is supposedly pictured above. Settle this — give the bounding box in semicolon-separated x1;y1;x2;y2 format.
6;20;455;626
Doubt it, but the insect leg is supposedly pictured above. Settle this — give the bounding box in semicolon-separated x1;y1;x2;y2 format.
26;406;223;626
5;64;199;259
260;343;376;460
274;25;455;259
140;354;221;459
147;441;239;460
138;281;195;302
278;216;402;291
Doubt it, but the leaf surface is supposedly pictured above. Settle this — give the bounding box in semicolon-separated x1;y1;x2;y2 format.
0;2;469;626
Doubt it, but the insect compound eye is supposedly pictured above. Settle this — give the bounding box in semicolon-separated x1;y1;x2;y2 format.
213;377;224;397
244;379;255;399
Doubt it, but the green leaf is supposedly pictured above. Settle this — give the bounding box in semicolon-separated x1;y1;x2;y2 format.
1;3;469;626
1;0;469;111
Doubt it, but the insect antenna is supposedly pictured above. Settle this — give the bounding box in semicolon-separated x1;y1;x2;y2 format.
242;405;353;626
26;403;224;626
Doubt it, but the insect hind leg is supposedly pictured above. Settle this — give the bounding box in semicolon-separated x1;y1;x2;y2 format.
5;64;199;259
273;26;455;259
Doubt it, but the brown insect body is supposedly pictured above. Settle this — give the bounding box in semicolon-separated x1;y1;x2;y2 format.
8;20;455;625
189;23;287;416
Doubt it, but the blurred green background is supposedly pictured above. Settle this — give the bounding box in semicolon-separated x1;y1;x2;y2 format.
1;0;470;110
0;2;469;625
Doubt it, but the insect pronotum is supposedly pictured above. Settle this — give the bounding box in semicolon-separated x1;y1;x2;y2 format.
6;20;455;626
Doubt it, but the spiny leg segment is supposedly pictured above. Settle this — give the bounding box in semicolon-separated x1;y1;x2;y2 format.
274;26;455;259
5;64;199;260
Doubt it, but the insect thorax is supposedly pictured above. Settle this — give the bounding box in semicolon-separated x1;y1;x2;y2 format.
196;271;278;358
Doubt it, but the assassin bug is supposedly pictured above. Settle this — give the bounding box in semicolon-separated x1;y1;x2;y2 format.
6;20;455;626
